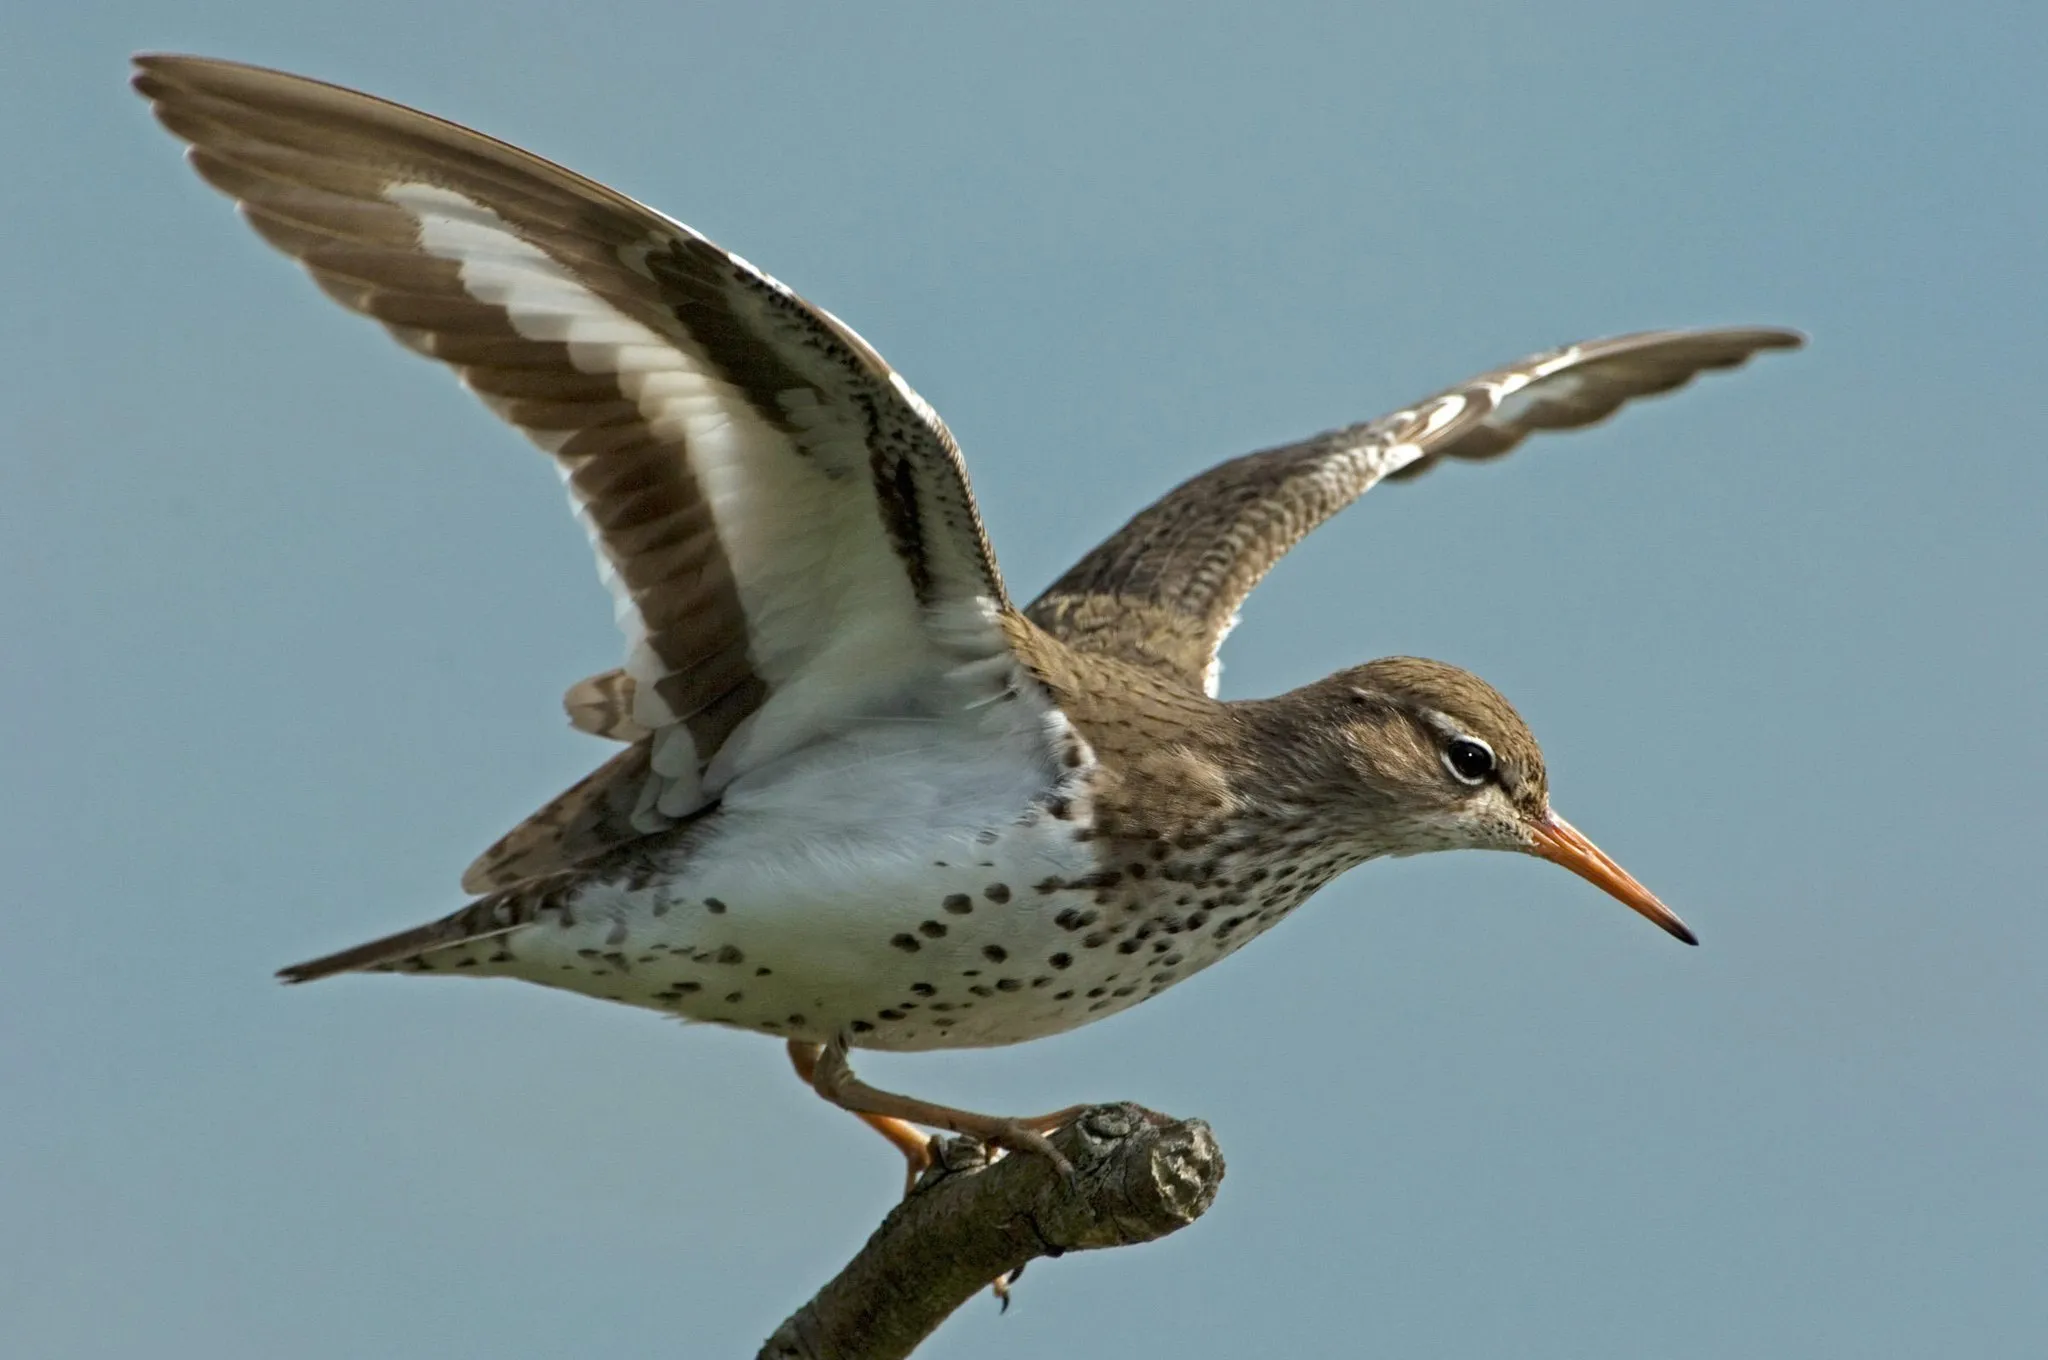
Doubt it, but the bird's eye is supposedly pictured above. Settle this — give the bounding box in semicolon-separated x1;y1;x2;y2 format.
1442;736;1496;785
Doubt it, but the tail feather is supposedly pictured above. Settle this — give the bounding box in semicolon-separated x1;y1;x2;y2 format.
278;916;519;984
281;859;587;984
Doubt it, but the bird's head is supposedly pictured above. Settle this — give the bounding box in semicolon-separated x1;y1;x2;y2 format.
1270;656;1696;944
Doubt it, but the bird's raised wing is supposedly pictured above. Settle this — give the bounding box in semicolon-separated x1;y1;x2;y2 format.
1026;327;1802;694
136;56;1027;890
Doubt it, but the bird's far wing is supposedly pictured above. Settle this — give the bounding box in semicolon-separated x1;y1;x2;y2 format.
1026;327;1802;694
135;55;1022;891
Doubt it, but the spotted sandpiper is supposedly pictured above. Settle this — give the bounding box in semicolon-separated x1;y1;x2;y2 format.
136;55;1799;1180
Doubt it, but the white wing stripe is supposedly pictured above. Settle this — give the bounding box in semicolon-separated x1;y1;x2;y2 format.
387;180;1014;804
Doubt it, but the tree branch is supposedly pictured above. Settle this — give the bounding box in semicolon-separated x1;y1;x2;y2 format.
759;1104;1225;1360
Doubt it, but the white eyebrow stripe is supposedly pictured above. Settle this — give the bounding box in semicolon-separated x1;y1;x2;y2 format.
1417;708;1481;742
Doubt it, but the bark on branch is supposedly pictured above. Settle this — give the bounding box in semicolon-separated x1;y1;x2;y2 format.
759;1104;1225;1360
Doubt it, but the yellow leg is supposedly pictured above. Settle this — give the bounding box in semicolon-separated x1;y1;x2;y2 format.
786;1039;936;1196
799;1035;1091;1174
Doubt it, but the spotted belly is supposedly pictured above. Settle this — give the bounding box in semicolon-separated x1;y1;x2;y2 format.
400;811;1336;1051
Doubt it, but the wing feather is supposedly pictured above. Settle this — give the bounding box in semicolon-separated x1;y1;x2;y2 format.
135;55;1029;891
1028;327;1801;692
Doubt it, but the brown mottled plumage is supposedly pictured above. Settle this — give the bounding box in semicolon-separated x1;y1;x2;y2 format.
138;53;1795;1173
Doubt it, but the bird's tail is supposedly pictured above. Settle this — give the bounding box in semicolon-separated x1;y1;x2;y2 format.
278;908;521;984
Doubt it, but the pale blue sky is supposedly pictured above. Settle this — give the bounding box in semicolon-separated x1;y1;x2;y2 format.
4;2;2043;1356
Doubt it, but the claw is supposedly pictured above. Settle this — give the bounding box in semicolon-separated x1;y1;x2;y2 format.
993;1260;1027;1311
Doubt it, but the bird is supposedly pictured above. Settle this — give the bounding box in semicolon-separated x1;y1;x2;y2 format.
134;54;1800;1184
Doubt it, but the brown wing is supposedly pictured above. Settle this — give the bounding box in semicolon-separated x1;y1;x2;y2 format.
135;55;1022;892
1027;327;1802;692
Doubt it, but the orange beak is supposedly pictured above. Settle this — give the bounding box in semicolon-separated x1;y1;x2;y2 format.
1528;812;1697;945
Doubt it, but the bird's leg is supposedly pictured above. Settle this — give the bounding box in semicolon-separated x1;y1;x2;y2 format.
786;1039;935;1196
803;1034;1094;1176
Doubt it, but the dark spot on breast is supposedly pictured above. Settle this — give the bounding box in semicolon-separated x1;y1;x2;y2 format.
878;1008;904;1021
755;966;773;977
1054;989;1075;1000
1117;940;1140;955
942;893;973;914
919;920;948;938
850;1020;874;1033
968;984;994;998
1086;987;1108;999
984;883;1011;904
910;982;936;997
982;944;1007;963
1049;952;1072;969
715;945;744;965
995;978;1021;992
704;897;728;914
891;934;922;953
1083;932;1109;949
787;1013;807;1026
724;991;744;1004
